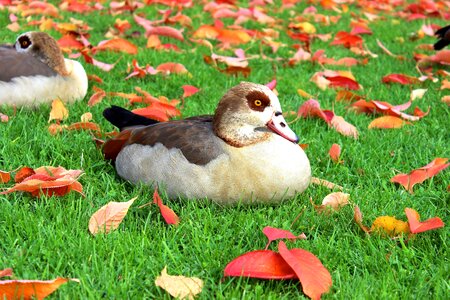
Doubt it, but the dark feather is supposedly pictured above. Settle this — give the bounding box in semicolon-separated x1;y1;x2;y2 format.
434;25;450;50
103;105;159;131
0;47;56;82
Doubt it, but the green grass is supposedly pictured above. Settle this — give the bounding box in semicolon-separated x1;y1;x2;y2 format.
1;1;449;299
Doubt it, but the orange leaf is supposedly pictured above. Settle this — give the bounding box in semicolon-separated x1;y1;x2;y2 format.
156;62;189;75
354;206;370;234
14;166;35;183
368;116;410;129
0;277;78;300
88;197;136;235
0;268;12;278
404;208;444;234
371;216;410;237
67;122;101;132
262;226;306;250
48;99;68;123
0;170;11;184
278;241;332;300
132;106;170;122
153;188;179;225
217;29;251;44
88;86;106;107
328;144;341;163
181;85;199;98
93;38;138;55
330;115;359;139
390;158;449;193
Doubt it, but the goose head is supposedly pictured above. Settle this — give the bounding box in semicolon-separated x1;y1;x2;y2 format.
213;82;299;147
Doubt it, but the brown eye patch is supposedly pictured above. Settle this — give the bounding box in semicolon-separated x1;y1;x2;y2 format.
18;36;31;49
246;90;270;112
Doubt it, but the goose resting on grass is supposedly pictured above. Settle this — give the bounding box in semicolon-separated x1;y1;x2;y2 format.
102;82;311;205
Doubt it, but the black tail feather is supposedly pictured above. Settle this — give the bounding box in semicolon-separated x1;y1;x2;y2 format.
103;105;158;131
434;39;449;51
435;25;450;38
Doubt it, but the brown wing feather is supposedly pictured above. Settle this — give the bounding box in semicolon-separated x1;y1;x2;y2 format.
0;48;56;82
103;118;226;165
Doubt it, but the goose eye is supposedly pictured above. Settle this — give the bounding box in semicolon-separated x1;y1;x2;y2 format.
254;100;262;106
21;40;28;48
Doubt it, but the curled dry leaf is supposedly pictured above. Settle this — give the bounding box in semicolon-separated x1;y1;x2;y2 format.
310;177;343;190
404;208;444;234
155;267;203;300
354;206;370;233
48;99;68;123
224;250;296;279
262;226;307;249
330;115;359;139
410;89;427;101
88;197;136;235
328;144;341;163
390;158;449;193
0;277;79;300
297;99;333;124
368;116;410;129
0;170;11;184
278;241;332;300
320;192;350;212
153;188;180;225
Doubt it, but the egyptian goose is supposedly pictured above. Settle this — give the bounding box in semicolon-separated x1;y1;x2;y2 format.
434;25;450;50
0;31;88;107
103;82;311;204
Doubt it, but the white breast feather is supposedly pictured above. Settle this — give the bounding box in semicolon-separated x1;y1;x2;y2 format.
0;59;88;107
115;135;311;204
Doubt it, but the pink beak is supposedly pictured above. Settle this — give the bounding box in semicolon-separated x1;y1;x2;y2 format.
267;111;299;143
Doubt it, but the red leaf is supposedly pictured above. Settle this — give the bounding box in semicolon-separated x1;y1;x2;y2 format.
382;74;419;85
0;268;13;278
405;208;444;234
324;76;360;90
224;250;296;279
14;167;35;183
330;31;363;48
390;158;449;193
265;79;277;90
297;99;333;123
262;226;307;249
0;278;78;299
278;241;332;300
328;144;341;163
0;170;11;184
57;34;84;50
88;86;106;107
153;188;180;225
181;85;199;98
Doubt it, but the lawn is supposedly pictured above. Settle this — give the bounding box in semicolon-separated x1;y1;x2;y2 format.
0;0;449;299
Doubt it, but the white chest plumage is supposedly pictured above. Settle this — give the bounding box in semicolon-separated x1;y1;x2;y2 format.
115;135;311;204
0;59;87;106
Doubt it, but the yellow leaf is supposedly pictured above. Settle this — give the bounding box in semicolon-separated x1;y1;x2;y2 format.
295;22;316;34
297;88;314;98
155;267;203;300
371;216;410;236
48;99;68;123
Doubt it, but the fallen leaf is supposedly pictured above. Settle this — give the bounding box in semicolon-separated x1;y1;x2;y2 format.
371;216;410;237
410;89;427;101
0;277;78;300
297;89;314;98
14;167;35;183
354;206;370;233
88;197;136;235
182;85;200;98
88;86;106;107
224;250;296;279
310;177;343;190
404;208;444;234
330;115;359;139
0;170;11;184
328;144;341;163
297;99;333;123
156;62;189;75
390;158;449;193
0;112;9;122
382;74;419;85
80;112;93;123
278;241;332;300
321;192;350;211
368;116;410;129
48;99;68;123
262;226;307;250
93;38;138;55
324;75;360;90
0;268;12;278
153;188;180;225
155;267;203;300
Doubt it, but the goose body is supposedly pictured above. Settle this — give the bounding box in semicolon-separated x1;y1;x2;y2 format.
103;82;311;204
0;31;88;107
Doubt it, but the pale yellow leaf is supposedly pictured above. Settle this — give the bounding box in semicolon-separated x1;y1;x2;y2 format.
88;197;136;235
80;112;93;122
48;99;68;123
410;89;427;101
155;267;203;300
321;192;350;211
